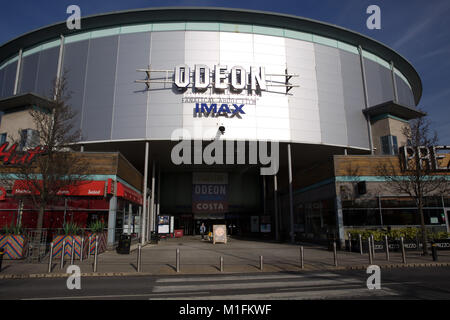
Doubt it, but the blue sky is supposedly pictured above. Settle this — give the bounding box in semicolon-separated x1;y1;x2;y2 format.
1;0;449;142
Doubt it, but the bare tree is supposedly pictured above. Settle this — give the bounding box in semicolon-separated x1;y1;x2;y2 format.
12;73;88;256
377;112;449;255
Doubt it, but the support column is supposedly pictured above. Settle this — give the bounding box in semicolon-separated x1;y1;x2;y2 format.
141;142;149;245
442;196;449;233
150;162;156;234
274;175;279;241
13;49;22;95
263;175;266;216
335;195;345;249
157;164;161;217
287;144;295;243
358;45;374;155
128;203;133;235
107;195;117;249
390;61;399;103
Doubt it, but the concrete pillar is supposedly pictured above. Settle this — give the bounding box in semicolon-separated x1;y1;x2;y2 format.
335;195;345;249
107;195;117;249
128;203;133;235
150;162;156;234
287;144;295;243
157;164;161;217
274;175;279;241
141;142;149;245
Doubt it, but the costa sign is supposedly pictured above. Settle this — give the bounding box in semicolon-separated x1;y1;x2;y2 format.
0;142;46;166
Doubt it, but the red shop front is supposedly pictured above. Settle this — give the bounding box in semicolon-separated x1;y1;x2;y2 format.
0;180;110;230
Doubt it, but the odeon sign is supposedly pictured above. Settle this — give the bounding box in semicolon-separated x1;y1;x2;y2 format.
136;64;298;118
173;65;268;91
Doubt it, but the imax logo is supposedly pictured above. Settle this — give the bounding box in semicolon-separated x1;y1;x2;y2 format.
194;103;245;118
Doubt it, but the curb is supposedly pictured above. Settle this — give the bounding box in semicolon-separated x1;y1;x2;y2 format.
1;262;449;280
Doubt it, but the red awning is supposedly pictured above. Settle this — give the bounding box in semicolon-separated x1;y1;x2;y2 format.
107;179;142;205
12;180;106;197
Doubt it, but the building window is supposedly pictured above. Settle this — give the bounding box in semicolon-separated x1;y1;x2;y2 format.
381;135;398;155
19;129;39;150
0;133;6;144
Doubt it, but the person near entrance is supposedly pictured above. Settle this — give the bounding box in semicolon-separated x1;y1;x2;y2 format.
200;222;206;240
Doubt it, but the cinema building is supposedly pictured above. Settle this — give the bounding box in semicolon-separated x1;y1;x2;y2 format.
0;7;448;249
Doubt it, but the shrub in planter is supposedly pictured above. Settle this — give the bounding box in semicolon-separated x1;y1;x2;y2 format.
0;223;27;259
52;222;84;259
85;221;107;255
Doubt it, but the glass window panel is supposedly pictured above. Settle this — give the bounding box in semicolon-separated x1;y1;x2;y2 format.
219;23;253;33
186;22;219;31
313;35;338;48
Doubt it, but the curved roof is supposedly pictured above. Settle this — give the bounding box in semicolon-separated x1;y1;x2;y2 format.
0;7;422;104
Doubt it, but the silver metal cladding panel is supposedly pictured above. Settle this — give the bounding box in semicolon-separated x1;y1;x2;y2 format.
314;43;348;146
112;32;151;140
339;50;369;149
18;53;40;94
35;47;59;98
148;31;185;139
62;40;89;135
82;35;119;141
2;61;17;98
395;74;415;107
0;68;5;99
364;58;395;107
285;38;321;144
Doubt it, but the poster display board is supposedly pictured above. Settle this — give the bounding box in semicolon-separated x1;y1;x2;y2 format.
213;225;227;244
158;216;170;234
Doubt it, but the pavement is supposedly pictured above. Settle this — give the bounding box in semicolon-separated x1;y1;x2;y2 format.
1;236;449;279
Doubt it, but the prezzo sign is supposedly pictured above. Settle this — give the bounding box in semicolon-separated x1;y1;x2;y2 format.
400;146;450;171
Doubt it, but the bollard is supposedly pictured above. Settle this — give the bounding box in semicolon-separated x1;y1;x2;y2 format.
0;247;4;272
370;234;375;259
137;244;142;272
368;238;373;264
93;235;99;272
80;237;84;262
60;239;66;269
220;256;224;272
348;233;352;252
88;236;92;259
300;246;304;269
48;242;54;273
260;256;263;271
333;241;338;267
385;235;390;261
400;237;406;264
431;242;438;261
176;248;180;273
359;234;363;255
70;237;75;265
